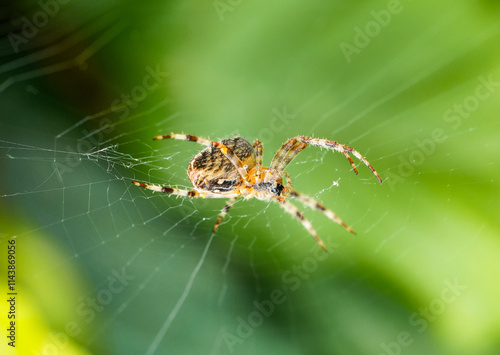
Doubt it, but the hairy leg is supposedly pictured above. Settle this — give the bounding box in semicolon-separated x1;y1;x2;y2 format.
132;182;240;199
288;189;355;234
269;136;382;183
213;197;237;231
268;138;299;171
266;141;307;182
253;139;263;183
276;199;327;251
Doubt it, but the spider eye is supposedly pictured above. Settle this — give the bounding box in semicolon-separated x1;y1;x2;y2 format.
271;183;284;196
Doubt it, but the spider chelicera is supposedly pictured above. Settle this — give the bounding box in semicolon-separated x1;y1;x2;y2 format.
133;133;382;250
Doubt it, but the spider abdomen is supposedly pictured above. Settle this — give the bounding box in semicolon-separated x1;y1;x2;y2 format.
188;137;256;192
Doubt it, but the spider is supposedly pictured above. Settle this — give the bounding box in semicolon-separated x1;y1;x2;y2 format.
133;133;382;250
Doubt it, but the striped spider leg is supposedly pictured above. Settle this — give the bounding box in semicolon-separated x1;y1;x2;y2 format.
276;198;327;251
212;197;237;232
133;181;240;232
267;136;382;183
288;189;355;235
132;182;240;199
252;139;264;183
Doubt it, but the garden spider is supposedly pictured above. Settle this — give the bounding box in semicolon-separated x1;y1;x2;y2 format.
133;133;382;250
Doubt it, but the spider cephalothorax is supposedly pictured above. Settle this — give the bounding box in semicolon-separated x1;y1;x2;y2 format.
133;133;382;250
256;182;285;196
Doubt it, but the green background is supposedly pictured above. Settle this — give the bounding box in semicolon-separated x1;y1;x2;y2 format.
1;0;500;354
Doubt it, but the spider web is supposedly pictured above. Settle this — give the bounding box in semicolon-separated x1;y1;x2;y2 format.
1;1;500;355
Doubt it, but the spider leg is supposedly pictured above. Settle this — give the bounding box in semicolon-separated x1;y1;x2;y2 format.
253;139;263;183
266;141;307;182
269;136;382;183
213;197;237;231
276;199;327;251
268;138;300;172
288;189;355;234
280;171;292;198
153;133;249;182
132;182;240;199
